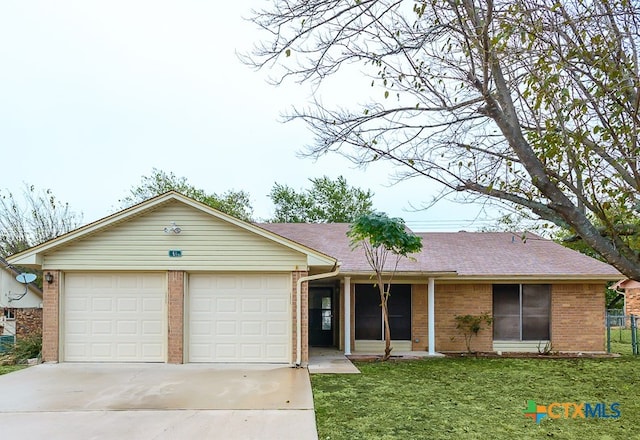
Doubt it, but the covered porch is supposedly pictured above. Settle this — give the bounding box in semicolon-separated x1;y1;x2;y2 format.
307;276;441;358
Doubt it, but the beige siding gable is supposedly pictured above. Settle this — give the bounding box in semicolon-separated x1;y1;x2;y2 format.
44;201;308;271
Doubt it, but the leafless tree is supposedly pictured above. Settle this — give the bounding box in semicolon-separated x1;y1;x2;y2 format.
245;0;640;279
0;185;82;256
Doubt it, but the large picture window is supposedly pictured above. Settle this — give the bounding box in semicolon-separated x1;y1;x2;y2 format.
354;284;411;340
493;284;550;341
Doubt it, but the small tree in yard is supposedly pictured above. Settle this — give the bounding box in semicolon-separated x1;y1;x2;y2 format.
454;312;493;354
347;212;423;361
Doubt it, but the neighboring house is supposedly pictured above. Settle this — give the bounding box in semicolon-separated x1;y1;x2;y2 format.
611;279;640;321
0;256;43;339
7;191;620;364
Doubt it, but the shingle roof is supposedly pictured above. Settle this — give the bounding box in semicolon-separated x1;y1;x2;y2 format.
257;223;621;279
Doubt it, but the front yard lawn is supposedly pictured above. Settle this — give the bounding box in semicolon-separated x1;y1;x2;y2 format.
0;365;26;376
311;356;638;440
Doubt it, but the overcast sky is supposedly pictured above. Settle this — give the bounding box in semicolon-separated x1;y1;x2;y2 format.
0;1;502;231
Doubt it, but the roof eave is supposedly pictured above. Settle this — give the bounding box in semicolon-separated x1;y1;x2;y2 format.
339;271;458;278
437;274;621;283
326;271;619;283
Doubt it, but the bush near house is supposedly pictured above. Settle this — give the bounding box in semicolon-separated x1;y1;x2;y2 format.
453;312;493;353
0;334;41;366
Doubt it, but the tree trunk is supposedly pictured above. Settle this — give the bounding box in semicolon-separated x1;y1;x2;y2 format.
379;280;392;361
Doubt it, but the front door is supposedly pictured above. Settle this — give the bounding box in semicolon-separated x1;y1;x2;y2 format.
309;287;334;346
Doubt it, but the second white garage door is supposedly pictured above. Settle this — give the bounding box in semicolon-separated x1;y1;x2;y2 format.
188;274;291;363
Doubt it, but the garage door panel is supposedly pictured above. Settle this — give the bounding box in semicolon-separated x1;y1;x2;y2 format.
117;344;137;357
117;298;137;312
91;276;114;289
216;344;237;359
241;277;262;289
92;298;113;312
66;320;87;334
66;298;88;312
190;343;211;358
266;344;288;358
142;320;163;336
267;276;289;289
191;297;212;312
241;298;262;313
241;344;261;358
267;298;287;312
91;321;112;335
141;344;163;358
217;276;237;289
241;321;262;335
189;274;291;363
217;298;237;312
117;321;137;335
267;321;287;336
216;321;237;335
143;297;164;312
116;276;137;288
65;343;87;359
64;273;166;362
92;344;112;358
191;321;211;335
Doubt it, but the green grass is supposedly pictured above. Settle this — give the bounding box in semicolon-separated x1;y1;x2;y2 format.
0;365;26;375
311;355;639;440
608;328;636;356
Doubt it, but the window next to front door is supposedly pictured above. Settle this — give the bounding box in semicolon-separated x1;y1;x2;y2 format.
493;284;550;341
354;284;411;341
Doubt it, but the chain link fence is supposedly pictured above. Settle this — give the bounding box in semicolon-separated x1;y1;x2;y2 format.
606;310;639;355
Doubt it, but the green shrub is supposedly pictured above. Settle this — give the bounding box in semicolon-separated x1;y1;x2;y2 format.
454;312;493;353
9;334;42;364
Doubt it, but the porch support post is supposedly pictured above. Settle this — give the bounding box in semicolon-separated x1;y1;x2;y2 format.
344;276;351;355
428;277;435;355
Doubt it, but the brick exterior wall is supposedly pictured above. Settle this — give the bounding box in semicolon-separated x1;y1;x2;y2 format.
42;270;60;362
435;284;493;352
625;288;640;320
167;271;185;364
551;284;605;352
411;284;428;351
292;271;309;365
15;308;43;339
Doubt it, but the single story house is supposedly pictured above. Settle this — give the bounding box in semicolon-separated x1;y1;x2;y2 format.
611;279;640;321
0;256;43;340
7;191;620;364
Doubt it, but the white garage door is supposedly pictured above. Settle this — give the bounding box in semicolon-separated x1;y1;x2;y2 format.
64;273;166;362
189;274;291;363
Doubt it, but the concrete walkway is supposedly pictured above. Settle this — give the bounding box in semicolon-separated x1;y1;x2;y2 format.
0;363;318;439
308;347;445;374
308;348;360;374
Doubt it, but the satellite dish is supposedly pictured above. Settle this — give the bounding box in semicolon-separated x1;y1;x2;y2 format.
8;273;35;302
16;273;37;284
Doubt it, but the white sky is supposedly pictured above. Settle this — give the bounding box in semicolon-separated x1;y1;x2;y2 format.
0;1;502;231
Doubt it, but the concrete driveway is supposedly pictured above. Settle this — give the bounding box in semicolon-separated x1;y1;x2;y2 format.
0;363;318;439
